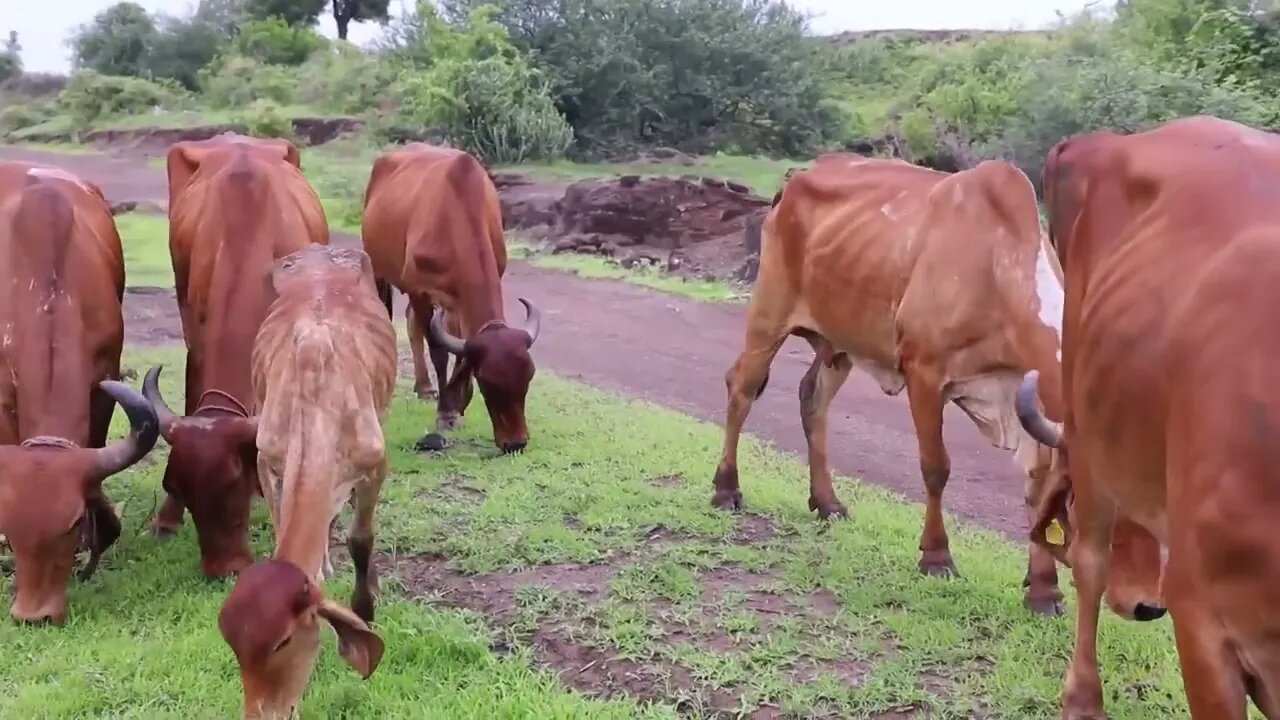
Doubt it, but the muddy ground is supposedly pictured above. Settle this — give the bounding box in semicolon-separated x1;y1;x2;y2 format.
1;145;1035;717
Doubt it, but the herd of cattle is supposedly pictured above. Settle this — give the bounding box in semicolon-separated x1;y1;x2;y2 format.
0;113;1273;718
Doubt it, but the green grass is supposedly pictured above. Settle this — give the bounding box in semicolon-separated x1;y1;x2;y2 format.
11;105;340;141
115;213;173;288
514;244;747;303
0;338;1192;717
494;153;802;197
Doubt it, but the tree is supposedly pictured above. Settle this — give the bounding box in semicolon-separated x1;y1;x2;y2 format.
243;0;326;27
149;14;226;89
0;31;20;82
332;0;390;40
70;2;157;77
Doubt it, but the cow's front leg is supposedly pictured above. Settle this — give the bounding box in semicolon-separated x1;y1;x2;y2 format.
904;366;956;576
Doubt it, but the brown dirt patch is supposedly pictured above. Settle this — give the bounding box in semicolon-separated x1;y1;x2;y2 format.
504;175;773;281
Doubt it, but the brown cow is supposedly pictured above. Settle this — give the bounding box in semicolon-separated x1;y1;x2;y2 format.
362;143;541;453
218;245;393;718
712;156;1069;615
143;132;328;578
0;162;160;623
1017;116;1280;718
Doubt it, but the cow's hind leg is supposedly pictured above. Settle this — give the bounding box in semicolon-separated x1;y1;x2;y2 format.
1059;458;1116;720
799;349;853;519
406;304;436;400
711;326;788;512
81;383;123;580
904;365;956;576
348;464;385;623
1020;444;1064;616
1166;589;1249;719
375;278;394;320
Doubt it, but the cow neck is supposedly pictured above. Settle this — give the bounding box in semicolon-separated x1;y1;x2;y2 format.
193;389;250;419
20;436;80;450
455;292;507;338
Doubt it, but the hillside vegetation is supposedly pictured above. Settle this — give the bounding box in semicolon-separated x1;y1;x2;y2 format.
3;0;1280;182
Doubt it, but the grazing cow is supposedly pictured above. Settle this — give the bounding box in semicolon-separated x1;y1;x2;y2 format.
1017;115;1280;719
144;133;328;578
362;143;541;453
0;162;160;623
712;156;1069;615
217;245;393;719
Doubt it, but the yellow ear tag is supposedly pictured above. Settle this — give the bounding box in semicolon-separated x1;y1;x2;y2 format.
1044;519;1066;546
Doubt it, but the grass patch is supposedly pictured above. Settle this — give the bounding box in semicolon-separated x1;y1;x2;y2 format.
116;213;173;288
521;247;746;303
495;153;802;197
0;339;1190;717
10;105;341;142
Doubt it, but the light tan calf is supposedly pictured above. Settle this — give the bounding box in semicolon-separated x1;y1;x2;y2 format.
217;245;396;720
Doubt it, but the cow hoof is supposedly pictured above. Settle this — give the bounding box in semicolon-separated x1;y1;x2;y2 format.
918;554;959;577
415;386;438;400
710;488;743;511
416;433;449;453
808;497;849;520
1024;595;1066;617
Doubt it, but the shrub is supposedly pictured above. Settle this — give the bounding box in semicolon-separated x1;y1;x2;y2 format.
58;70;188;128
0;104;46;135
293;42;396;114
200;55;298;108
238;98;294;138
377;5;574;163
232;17;326;66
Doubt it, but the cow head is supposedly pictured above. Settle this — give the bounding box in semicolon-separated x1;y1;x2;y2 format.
219;559;383;719
0;380;159;623
1017;371;1167;622
143;366;259;578
429;298;540;453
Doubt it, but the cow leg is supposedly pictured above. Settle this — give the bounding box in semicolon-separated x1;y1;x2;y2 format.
375;278;394;320
80;384;122;581
1166;591;1248;719
1060;465;1116;720
1021;447;1064;617
348;465;385;623
406;304;436;400
799;351;852;519
711;332;787;512
904;367;955;576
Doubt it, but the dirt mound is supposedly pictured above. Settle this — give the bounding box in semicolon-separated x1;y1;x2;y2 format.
503;174;772;281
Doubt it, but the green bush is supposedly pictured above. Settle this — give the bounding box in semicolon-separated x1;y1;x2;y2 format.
200;55;298;108
58;70;188;128
232;17;326;66
293;42;396;114
378;5;574;163
238;98;294;138
0;104;45;135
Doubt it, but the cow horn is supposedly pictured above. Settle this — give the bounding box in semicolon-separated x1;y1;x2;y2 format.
1015;370;1063;449
428;309;467;356
142;365;179;441
519;297;541;346
88;380;161;482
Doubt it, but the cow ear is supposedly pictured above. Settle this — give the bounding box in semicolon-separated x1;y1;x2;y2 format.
317;599;384;679
166;143;204;203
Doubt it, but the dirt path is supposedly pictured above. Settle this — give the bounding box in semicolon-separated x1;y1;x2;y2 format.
0;146;1030;539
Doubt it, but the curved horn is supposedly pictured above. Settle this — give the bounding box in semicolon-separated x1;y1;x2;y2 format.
1015;370;1063;449
428;309;467;356
88;380;161;482
142;365;179;441
519;297;541;346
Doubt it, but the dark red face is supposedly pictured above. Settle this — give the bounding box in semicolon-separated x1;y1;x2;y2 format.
161;418;258;578
466;327;536;453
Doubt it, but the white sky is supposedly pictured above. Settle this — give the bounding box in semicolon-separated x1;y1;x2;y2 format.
9;0;1094;74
